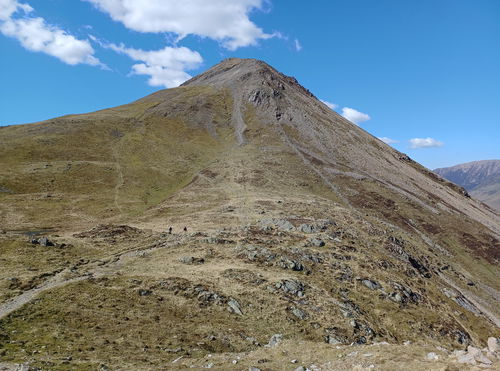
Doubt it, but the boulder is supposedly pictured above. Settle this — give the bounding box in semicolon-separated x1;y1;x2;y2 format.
277;258;305;272
455;351;476;365
138;289;152;296
290;307;308;320
426;352;439;360
325;335;343;345
299;224;315;233
276;279;305;297
307;238;325;247
227;298;243;315
267;334;283;347
179;256;205;265
475;352;492;365
488;337;499;353
361;279;381;290
31;237;54;247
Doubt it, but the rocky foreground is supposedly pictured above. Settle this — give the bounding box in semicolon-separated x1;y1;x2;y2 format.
0;219;498;370
0;333;499;370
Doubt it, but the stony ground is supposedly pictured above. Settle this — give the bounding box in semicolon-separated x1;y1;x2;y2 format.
0;214;498;370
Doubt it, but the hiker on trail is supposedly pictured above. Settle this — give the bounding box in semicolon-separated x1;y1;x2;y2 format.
168;227;172;234
183;226;187;232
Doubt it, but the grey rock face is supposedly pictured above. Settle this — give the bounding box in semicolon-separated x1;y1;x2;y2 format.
442;288;481;315
361;279;381;290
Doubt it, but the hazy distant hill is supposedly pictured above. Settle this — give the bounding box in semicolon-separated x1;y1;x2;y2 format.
435;160;500;211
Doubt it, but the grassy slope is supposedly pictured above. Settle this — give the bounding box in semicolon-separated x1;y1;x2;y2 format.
0;86;234;230
0;81;498;369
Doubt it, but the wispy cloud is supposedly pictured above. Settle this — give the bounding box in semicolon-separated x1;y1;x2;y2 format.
341;107;370;125
409;137;444;149
378;137;399;144
0;0;102;66
320;99;338;110
294;38;302;51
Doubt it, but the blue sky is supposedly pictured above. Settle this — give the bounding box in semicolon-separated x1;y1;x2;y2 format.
1;0;499;169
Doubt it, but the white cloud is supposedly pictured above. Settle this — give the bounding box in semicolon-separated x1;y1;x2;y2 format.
85;0;273;50
106;43;202;88
409;137;444;149
0;0;101;66
320;99;338;110
341;107;371;125
378;137;399;144
0;0;32;20
294;38;302;51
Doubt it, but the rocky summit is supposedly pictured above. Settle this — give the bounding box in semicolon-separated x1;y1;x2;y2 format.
0;58;499;370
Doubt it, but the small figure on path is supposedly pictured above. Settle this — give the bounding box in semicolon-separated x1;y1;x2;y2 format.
183;226;187;232
168;227;172;234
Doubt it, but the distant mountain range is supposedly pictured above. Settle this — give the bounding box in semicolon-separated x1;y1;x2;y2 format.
435;160;500;212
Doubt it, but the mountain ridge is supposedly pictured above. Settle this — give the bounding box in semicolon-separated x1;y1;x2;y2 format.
435;159;500;211
0;58;498;369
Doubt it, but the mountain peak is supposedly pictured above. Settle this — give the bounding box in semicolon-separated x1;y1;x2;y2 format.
1;58;500;369
182;58;275;86
181;58;316;100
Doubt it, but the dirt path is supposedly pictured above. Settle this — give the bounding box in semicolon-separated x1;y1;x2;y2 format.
0;272;89;320
0;237;188;321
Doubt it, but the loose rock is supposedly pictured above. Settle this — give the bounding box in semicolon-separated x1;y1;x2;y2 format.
426;352;439;360
307;238;325;247
488;337;499;353
227;298;243;315
361;279;381;290
275;279;305;297
179;256;205;265
290;307;308;320
267;334;283;347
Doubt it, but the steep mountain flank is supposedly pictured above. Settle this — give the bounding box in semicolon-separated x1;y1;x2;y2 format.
0;59;498;369
435;160;500;211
